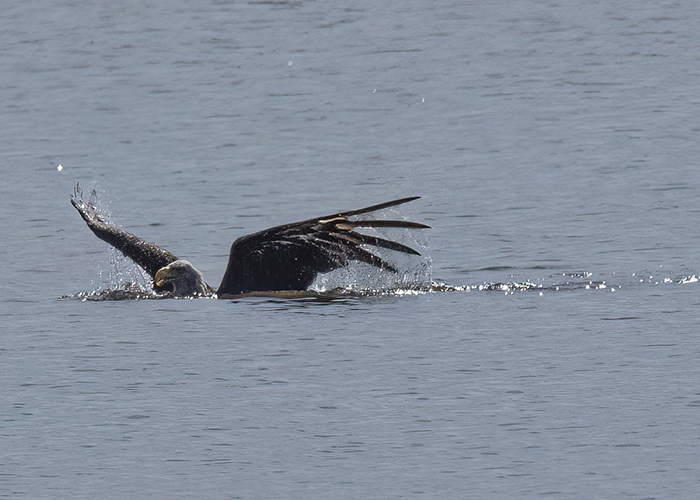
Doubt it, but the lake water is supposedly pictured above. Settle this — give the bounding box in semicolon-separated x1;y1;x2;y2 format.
2;0;700;498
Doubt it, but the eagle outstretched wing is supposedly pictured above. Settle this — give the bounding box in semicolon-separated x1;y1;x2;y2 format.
70;184;179;279
216;197;429;296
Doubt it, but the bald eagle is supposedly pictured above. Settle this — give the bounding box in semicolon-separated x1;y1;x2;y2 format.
71;184;429;298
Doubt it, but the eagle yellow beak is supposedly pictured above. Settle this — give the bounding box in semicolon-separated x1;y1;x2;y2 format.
154;267;175;288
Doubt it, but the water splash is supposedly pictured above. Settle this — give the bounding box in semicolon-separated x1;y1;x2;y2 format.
73;282;160;301
68;189;698;301
311;208;433;295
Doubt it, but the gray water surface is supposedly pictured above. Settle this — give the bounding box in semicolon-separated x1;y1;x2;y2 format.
2;1;700;498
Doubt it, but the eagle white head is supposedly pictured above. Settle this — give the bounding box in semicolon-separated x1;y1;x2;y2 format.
154;260;212;297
